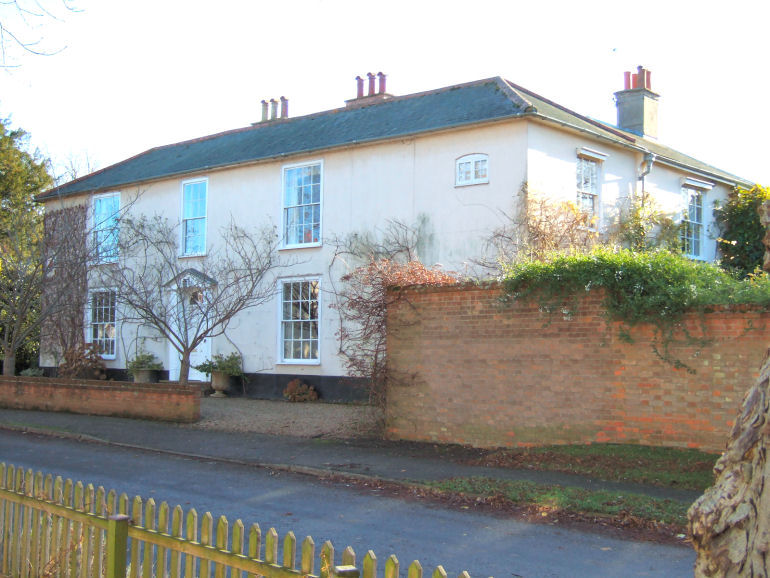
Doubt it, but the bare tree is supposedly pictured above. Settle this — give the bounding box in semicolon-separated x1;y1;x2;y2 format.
0;0;79;66
96;214;285;385
0;199;100;375
39;203;89;366
54;150;96;186
327;219;456;404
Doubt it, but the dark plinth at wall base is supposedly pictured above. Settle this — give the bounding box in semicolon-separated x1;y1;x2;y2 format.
240;373;371;403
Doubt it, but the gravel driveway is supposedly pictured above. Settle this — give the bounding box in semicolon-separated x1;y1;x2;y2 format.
188;397;384;439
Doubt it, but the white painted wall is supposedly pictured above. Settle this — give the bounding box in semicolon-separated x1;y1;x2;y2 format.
43;117;736;377
527;122;637;230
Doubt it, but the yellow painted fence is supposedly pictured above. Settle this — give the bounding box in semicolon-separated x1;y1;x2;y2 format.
0;463;469;578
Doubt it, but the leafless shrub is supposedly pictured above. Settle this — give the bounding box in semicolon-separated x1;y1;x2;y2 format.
487;183;599;264
328;220;457;405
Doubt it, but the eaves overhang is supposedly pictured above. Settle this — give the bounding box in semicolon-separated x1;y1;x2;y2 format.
523;112;752;189
38;113;527;201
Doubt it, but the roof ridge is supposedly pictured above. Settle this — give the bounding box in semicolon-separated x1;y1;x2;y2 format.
150;77;508;151
502;79;636;143
494;78;534;110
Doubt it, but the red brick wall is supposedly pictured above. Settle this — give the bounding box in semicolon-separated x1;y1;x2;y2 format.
385;284;769;452
0;376;200;423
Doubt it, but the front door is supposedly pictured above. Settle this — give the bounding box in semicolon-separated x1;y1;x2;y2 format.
168;337;211;382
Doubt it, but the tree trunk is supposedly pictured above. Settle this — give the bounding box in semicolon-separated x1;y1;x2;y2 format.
178;354;190;386
2;354;15;376
688;349;770;576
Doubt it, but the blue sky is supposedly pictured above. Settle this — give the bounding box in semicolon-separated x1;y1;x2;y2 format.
2;0;768;186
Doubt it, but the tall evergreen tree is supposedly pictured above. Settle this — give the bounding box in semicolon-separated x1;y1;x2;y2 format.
0;118;52;375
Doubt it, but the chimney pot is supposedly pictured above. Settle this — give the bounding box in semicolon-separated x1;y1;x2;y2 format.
624;71;631;90
270;98;278;120
377;72;386;94
355;75;364;98
367;72;376;96
280;96;288;118
636;66;645;89
261;99;269;122
645;70;652;90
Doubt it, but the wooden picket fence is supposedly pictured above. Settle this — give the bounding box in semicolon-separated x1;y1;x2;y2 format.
0;463;470;578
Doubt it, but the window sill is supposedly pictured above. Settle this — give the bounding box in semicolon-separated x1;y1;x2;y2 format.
455;180;489;188
179;253;207;259
280;242;322;251
276;360;321;366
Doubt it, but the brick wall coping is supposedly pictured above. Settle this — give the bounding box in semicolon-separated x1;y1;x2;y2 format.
1;375;199;395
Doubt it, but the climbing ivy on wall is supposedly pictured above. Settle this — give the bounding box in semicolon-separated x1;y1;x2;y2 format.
501;247;770;326
500;248;770;370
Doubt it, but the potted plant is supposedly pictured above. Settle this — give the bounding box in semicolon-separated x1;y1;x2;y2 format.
194;352;243;397
127;352;163;383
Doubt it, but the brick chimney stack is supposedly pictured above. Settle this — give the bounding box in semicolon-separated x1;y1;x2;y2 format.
614;65;660;139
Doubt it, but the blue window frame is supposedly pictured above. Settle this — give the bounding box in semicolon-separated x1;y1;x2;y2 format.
182;180;207;255
93;193;120;262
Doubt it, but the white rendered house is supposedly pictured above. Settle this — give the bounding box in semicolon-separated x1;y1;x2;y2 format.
38;68;752;397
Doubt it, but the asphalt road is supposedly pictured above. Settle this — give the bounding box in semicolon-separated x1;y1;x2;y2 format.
0;430;696;577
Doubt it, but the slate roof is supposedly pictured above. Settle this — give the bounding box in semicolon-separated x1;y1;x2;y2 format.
39;77;752;200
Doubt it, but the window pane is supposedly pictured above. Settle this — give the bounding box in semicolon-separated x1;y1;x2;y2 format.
458;162;471;182
182;181;207;254
457;155;489;185
680;187;703;257
576;158;600;221
474;159;487;179
283;164;322;245
281;280;319;361
93;194;119;261
184;218;205;254
91;290;117;358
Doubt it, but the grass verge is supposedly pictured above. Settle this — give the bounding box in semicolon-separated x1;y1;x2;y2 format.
472;443;718;492
426;477;691;527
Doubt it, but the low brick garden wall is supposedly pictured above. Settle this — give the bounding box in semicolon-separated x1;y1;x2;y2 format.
0;376;200;422
385;284;770;452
